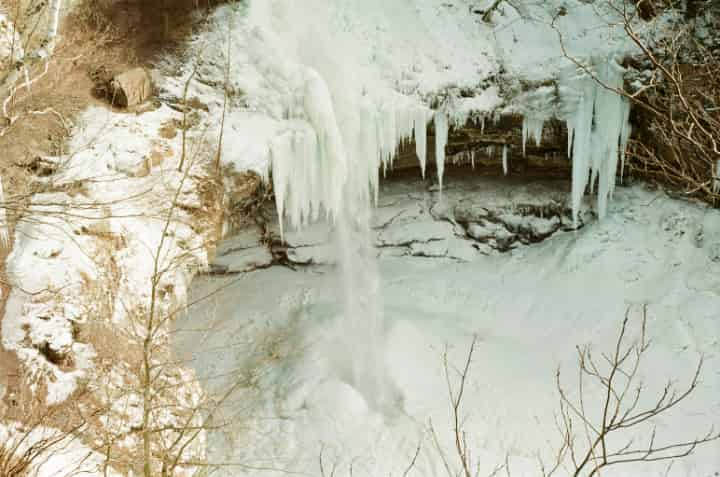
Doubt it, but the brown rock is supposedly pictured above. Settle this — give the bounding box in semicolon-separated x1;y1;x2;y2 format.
110;67;154;108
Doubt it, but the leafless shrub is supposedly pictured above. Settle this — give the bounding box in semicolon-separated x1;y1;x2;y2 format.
541;306;720;476
0;387;106;477
437;307;718;477
430;336;509;477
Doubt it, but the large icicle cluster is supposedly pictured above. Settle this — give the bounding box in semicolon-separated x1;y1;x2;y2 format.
522;115;545;157
564;59;632;222
269;67;432;237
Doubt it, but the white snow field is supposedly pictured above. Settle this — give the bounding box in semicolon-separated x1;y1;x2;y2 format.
177;176;720;477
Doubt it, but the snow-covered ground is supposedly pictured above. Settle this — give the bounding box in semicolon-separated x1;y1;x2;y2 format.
177;176;720;477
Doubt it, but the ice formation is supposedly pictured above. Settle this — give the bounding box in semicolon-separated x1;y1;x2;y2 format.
434;111;449;193
522;115;545;156
269;67;434;238
415;109;429;178
565;58;632;222
270;68;349;239
502;145;508;175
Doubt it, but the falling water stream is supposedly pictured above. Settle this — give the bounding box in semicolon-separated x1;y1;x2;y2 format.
334;193;391;411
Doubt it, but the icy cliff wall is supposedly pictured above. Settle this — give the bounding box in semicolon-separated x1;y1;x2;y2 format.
188;0;641;231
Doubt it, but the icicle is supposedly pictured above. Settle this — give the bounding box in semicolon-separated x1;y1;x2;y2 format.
481;115;486;135
713;160;720;194
414;108;428;178
564;57;632;224
435;111;448;193
385;104;396;168
502;145;508;175
471;150;475;170
270;134;290;239
568;73;597;225
269;67;351;239
618;100;632;186
522;115;544;157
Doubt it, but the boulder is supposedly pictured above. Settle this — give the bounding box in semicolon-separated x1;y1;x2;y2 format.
110;67;154;108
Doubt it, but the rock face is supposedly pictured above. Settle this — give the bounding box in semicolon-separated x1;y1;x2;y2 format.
110;67;154;107
391;114;571;178
214;175;589;269
209;228;273;274
451;186;581;251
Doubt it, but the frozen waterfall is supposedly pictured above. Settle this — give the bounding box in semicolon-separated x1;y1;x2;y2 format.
268;57;632;407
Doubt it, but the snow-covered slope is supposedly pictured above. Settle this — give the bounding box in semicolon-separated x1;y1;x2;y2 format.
179;177;720;477
1;102;213;473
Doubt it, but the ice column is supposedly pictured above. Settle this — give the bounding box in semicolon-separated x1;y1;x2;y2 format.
502;145;508;175
566;58;632;223
522;115;544;157
435;111;448;193
414;108;429;178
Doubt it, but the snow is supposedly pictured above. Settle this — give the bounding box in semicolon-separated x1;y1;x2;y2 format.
177;177;720;477
493;0;636;82
169;0;652;235
181;0;505;232
1;0;703;474
2;93;210;471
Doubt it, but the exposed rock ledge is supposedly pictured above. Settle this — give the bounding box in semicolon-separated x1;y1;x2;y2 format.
207;174;596;274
